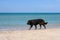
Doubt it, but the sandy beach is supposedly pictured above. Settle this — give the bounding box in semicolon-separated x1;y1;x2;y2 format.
0;28;60;40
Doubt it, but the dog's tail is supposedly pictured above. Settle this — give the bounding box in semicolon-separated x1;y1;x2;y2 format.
44;22;48;25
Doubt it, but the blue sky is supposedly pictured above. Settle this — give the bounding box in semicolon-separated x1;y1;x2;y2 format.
0;0;60;13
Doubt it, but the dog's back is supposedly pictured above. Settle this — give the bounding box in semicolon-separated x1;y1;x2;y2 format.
27;19;46;25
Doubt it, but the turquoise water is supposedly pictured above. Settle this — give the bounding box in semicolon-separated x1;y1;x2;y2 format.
0;13;60;30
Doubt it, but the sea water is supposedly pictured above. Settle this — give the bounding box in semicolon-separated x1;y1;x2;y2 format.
0;13;60;30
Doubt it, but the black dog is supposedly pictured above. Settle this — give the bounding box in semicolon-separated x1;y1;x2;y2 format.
27;19;48;30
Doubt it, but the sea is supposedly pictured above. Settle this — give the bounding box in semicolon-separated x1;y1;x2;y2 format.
0;13;60;30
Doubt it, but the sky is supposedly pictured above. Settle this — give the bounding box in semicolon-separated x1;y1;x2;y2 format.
0;0;60;13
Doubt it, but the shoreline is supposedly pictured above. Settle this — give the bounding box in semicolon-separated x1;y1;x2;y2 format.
0;27;60;31
0;24;60;31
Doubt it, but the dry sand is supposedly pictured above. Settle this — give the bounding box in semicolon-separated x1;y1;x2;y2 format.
0;28;60;40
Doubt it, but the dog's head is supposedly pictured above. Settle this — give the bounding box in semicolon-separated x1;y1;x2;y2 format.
45;22;48;25
27;20;31;25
